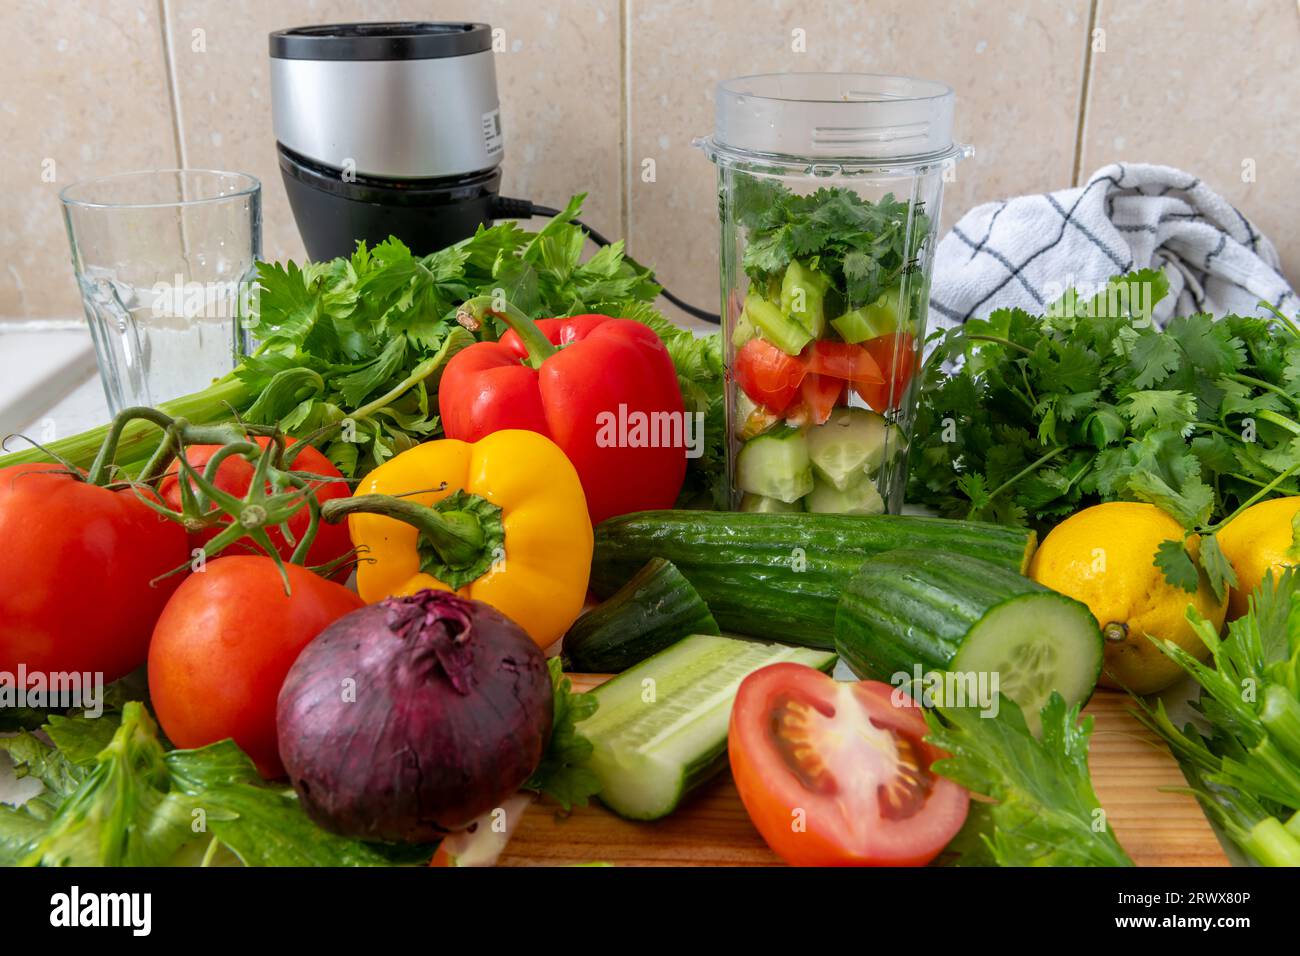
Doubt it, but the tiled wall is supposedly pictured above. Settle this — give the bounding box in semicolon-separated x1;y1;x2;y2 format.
3;0;1297;323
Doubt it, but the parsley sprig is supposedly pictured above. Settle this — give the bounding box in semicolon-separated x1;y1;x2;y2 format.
927;692;1134;867
909;270;1300;594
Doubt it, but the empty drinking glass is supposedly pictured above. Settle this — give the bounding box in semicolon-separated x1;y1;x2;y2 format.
60;169;262;413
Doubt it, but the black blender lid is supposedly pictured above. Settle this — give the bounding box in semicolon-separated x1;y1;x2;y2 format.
269;22;491;61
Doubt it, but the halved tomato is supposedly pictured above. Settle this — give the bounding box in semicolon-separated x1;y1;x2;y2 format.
804;341;885;386
734;337;807;415
854;333;918;412
729;665;968;867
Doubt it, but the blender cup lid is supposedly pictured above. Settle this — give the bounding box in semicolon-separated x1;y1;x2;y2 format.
704;73;965;168
269;22;491;60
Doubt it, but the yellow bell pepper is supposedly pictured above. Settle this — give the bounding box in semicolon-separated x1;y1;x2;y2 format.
323;430;592;649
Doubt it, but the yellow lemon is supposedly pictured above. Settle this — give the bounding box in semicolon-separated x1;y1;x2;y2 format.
1218;496;1300;621
1028;501;1227;694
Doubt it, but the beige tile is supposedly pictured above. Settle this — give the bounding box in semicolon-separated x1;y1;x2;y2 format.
1080;0;1300;285
164;0;622;266
626;0;1090;311
0;0;179;320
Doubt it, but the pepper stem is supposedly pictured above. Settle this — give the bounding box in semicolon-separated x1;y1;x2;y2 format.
323;493;485;568
456;295;557;369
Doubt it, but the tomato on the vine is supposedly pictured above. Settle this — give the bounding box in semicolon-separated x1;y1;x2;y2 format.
0;463;188;683
159;436;352;575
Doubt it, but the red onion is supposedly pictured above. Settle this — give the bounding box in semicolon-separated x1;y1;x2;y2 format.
276;589;552;842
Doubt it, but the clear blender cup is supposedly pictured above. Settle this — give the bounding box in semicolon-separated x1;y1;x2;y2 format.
697;74;969;514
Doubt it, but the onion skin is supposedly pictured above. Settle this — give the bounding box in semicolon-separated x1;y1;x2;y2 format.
276;589;553;843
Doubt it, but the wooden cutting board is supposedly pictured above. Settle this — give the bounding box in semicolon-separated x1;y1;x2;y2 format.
499;680;1229;867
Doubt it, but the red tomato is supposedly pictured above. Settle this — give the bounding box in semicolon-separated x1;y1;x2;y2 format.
799;373;843;426
148;556;364;777
0;463;188;683
734;338;807;415
159;436;352;577
729;665;969;866
854;333;918;412
804;341;885;386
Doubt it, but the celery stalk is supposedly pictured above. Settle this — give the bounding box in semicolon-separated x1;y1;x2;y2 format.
1261;684;1300;766
1286;809;1300;841
1242;816;1300;867
0;375;255;472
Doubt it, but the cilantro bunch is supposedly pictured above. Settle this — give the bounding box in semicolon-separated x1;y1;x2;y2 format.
909;270;1300;595
732;177;929;307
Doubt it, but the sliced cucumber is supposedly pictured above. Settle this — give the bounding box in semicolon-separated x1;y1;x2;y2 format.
736;427;813;504
835;550;1102;735
563;558;719;673
950;597;1102;734
806;407;892;491
744;294;812;356
740;493;803;513
804;476;885;515
577;633;838;820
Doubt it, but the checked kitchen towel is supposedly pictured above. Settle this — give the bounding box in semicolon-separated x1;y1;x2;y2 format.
929;162;1296;328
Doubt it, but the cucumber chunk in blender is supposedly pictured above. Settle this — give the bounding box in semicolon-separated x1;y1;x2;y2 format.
806;407;893;491
831;286;903;344
739;493;804;513
780;259;831;338
743;293;812;356
736;427;813;504
805;476;885;515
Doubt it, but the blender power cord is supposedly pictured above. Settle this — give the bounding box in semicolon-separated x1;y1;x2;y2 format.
494;197;721;324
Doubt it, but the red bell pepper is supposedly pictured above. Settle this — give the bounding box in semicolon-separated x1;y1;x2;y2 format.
439;300;687;524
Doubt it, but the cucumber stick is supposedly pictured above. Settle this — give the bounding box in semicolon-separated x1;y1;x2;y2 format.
592;511;1038;649
562;558;718;673
577;633;837;820
835;549;1102;733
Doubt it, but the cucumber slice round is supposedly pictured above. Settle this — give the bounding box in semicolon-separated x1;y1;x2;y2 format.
835;550;1102;735
806;407;890;491
952;597;1102;734
736;428;813;504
